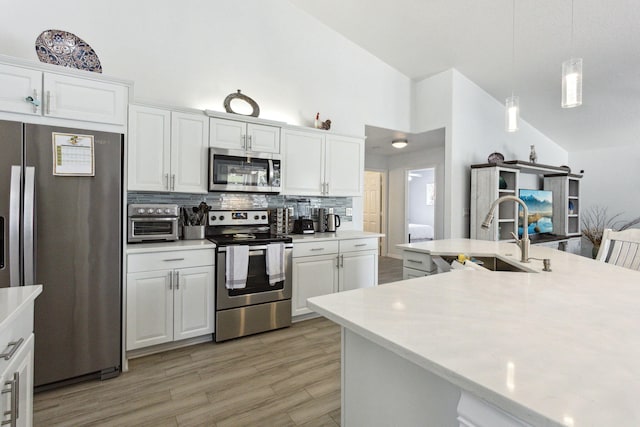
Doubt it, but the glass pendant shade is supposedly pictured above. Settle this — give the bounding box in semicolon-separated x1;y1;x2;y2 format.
562;57;583;108
505;95;520;132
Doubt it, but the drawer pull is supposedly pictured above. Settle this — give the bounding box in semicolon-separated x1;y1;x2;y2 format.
163;258;185;262
407;259;423;264
0;338;23;361
310;248;325;251
354;243;367;247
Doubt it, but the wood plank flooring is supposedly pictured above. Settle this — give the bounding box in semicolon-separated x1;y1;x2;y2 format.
34;317;341;426
34;257;404;426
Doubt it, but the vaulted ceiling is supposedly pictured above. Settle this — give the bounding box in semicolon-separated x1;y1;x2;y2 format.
290;0;640;152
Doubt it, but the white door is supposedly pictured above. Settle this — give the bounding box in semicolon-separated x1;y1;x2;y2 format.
173;266;215;340
325;135;364;196
43;73;127;124
128;105;171;191
0;64;41;116
209;117;246;150
339;251;378;292
292;254;338;316
126;270;174;350
171;111;209;193
247;123;280;153
282;129;324;196
364;171;384;254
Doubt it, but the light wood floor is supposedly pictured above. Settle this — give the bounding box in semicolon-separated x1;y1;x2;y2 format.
34;258;403;426
34;317;341;426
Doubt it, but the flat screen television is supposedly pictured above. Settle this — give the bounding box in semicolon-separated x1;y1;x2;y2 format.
518;189;553;237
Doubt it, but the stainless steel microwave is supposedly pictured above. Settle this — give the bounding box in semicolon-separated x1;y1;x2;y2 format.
209;148;281;193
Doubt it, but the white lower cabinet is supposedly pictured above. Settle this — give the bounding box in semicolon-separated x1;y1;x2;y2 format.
402;249;437;280
126;249;215;351
292;238;378;316
0;334;34;427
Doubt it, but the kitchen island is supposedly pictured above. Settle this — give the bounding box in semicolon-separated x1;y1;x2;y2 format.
308;239;640;426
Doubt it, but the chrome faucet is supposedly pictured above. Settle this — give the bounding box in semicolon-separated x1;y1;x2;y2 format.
481;195;530;263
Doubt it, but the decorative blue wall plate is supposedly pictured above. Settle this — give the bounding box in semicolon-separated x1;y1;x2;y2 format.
35;29;102;73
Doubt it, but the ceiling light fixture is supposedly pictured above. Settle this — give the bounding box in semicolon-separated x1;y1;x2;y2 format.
505;0;519;132
391;139;408;149
562;0;582;108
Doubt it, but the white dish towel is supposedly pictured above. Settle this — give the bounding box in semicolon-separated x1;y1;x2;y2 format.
225;245;249;289
266;243;286;285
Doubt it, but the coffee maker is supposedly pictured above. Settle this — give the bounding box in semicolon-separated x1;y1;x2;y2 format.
293;199;314;234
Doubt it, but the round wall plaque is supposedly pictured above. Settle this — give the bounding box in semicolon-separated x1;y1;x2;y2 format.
223;90;260;117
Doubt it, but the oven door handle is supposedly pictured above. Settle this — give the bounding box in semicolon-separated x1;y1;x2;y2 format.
218;243;293;253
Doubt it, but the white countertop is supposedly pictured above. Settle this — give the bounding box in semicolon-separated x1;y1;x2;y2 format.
290;231;383;243
0;285;42;331
308;239;640;426
126;240;216;254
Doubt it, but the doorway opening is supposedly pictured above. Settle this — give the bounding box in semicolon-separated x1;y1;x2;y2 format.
406;167;436;243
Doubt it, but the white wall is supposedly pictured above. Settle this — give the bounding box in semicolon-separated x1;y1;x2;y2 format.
0;0;412;137
571;143;640;224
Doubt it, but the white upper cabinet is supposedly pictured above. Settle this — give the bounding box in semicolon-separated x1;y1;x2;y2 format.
0;61;128;125
0;63;42;116
210;117;280;153
128;105;209;193
325;134;364;196
128;105;171;192
171;111;209;193
282;128;364;197
282;129;325;196
43;73;127;124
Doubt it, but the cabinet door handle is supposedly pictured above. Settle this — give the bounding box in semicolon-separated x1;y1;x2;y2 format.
169;271;173;290
336;255;340;268
163;258;185;262
0;338;23;361
326;182;330;195
46;90;51;114
2;372;18;427
340;254;344;267
354;243;367;247
310;248;325;251
171;174;176;191
248;134;252;150
25;89;40;113
176;271;180;290
242;134;247;150
407;259;423;264
164;173;169;190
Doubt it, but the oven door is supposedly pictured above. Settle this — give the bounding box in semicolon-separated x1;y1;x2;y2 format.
128;217;179;242
209;148;280;193
216;245;292;310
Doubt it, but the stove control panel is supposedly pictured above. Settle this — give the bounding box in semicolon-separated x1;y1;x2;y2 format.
208;210;269;226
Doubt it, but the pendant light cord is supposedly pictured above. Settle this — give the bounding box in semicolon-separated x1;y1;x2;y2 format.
511;0;516;97
570;0;575;57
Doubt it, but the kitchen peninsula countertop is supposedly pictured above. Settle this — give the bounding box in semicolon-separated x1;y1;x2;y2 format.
290;230;383;243
308;239;640;426
0;285;42;331
126;240;216;254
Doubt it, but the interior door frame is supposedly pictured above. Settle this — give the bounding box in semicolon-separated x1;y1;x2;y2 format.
404;165;438;244
364;168;388;256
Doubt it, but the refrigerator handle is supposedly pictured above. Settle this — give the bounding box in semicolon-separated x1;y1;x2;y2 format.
9;166;21;287
23;167;36;286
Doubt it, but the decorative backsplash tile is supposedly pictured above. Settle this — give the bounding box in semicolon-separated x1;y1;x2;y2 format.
127;192;353;221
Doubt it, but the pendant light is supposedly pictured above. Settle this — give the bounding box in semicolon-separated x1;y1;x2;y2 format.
505;0;519;132
562;0;582;108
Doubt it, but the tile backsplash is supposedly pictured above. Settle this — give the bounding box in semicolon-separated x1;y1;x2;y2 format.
127;192;353;222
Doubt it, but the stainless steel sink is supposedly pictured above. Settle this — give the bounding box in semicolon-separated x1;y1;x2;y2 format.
435;255;532;273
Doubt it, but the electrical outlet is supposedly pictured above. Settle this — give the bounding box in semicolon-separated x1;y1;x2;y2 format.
346;208;353;216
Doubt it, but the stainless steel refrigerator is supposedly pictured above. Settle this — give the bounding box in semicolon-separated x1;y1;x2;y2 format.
0;120;122;388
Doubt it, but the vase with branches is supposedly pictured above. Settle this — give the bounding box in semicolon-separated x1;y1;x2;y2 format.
581;205;640;257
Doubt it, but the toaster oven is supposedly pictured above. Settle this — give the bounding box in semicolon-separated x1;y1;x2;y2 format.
127;204;180;243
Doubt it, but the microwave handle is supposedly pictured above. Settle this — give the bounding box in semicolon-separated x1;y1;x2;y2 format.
268;159;274;185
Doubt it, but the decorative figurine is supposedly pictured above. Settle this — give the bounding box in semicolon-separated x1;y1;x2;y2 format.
223;90;260;117
315;112;319;128
321;119;331;130
529;145;537;163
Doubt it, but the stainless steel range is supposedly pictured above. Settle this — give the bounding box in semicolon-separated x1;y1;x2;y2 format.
207;210;293;342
